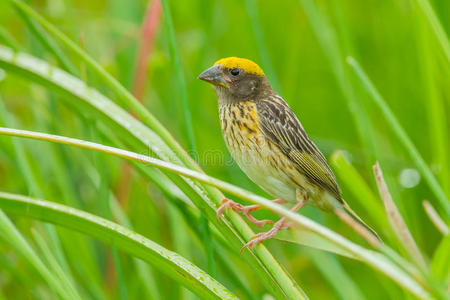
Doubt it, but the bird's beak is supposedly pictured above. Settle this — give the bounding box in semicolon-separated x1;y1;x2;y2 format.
197;65;229;87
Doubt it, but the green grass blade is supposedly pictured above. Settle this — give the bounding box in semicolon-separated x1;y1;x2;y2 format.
160;0;195;153
244;0;281;93
0;27;20;51
0;210;78;299
330;151;387;229
0;126;434;299
10;0;191;168
298;0;377;162
0;192;238;300
160;0;216;278
0;98;81;291
419;22;450;197
92;129;128;300
430;234;450;281
373;162;427;269
31;228;82;300
0;45;308;299
307;250;366;300
4;3;308;292
12;2;78;75
414;0;450;65
423;201;449;235
110;197;161;300
347;56;450;218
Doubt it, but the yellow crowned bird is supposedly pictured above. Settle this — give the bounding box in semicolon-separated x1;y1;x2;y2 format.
198;57;380;251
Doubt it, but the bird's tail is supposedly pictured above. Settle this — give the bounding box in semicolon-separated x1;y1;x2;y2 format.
335;203;382;245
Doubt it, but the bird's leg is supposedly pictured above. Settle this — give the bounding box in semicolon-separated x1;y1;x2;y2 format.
217;198;286;227
240;190;308;253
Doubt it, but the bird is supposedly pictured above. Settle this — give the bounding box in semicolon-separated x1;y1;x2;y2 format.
198;57;380;252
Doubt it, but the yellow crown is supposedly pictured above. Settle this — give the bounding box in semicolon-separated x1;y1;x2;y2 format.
214;57;264;76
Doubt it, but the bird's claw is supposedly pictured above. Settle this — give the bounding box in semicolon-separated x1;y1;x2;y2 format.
216;198;273;227
240;218;292;254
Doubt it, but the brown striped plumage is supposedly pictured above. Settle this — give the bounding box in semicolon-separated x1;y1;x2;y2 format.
198;57;380;249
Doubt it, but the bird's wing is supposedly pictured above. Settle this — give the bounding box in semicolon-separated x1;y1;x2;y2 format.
255;95;342;202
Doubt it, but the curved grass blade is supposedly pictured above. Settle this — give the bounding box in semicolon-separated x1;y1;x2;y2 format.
109;196;161;300
347;56;450;218
0;210;79;300
413;0;450;65
298;0;377;163
306;250;366;300
0;27;20;51
0;45;307;299
160;0;216;277
7;4;265;286
244;0;280;93
160;0;195;153
9;0;191;168
0;192;238;300
9;3;306;294
275;229;358;260
422;201;449;235
13;3;77;75
330;151;387;229
31;228;82;300
373;162;427;269
430;234;450;281
418;23;450;197
0;127;434;300
0;100;82;295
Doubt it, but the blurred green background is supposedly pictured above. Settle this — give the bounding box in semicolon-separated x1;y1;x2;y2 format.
0;0;449;299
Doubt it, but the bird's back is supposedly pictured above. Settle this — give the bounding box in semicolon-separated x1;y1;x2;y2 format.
255;94;342;202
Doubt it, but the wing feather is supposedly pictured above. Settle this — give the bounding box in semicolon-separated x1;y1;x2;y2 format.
256;96;342;202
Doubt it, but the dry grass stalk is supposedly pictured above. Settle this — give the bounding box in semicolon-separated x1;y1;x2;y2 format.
422;200;449;235
373;162;427;269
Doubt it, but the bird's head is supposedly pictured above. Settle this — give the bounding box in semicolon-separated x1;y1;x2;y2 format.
198;57;270;101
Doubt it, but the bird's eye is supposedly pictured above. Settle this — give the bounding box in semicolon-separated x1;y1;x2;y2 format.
230;68;240;76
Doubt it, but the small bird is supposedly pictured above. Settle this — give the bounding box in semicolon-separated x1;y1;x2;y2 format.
198;57;380;251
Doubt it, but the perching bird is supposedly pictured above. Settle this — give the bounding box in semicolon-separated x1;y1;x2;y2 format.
198;57;380;251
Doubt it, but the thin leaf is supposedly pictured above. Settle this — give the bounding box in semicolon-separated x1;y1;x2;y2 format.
3;5;307;294
0;210;78;300
418;21;450;197
0;126;433;300
373;162;427;269
13;2;77;74
0;99;80;292
0;27;20;51
9;0;190;168
430;234;450;281
160;0;216;278
298;0;377;163
132;0;161;101
109;197;161;300
422;201;449;236
306;249;366;300
275;229;358;260
31;229;82;300
413;0;450;65
0;192;238;300
347;56;450;218
330;151;387;229
0;45;307;299
160;0;195;153
244;0;281;92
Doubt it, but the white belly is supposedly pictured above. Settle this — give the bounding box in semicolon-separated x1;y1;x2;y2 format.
225;131;298;203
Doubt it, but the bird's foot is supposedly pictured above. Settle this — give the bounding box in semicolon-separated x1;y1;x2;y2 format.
240;217;290;254
216;198;285;227
240;197;306;254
